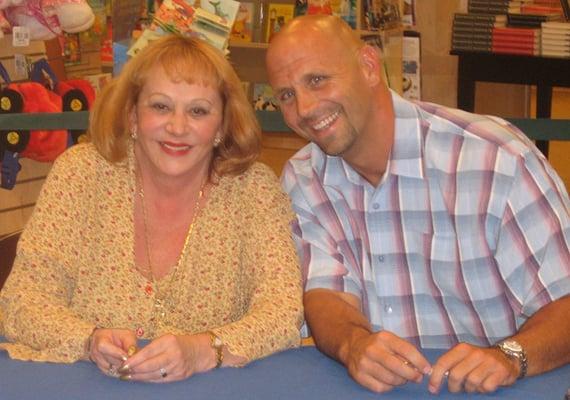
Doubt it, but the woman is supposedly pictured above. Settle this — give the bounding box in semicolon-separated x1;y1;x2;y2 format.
0;35;303;382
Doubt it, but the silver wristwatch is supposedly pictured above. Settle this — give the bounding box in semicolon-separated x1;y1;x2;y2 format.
496;339;528;379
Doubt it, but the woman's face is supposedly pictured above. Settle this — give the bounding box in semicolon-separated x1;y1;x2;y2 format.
132;64;223;182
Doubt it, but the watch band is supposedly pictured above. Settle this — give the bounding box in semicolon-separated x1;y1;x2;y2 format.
207;331;224;368
497;340;528;379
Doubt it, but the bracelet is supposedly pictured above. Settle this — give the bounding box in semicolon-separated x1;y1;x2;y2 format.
206;331;223;368
85;327;98;362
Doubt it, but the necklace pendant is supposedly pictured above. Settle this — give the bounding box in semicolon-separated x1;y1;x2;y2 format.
144;283;153;295
154;298;166;318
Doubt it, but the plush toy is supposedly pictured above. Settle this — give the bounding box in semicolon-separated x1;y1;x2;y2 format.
0;0;22;33
1;81;68;162
2;0;95;40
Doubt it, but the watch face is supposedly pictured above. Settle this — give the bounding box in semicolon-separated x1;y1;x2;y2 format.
502;340;522;353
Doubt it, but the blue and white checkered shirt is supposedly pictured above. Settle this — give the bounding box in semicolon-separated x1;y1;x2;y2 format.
282;91;570;349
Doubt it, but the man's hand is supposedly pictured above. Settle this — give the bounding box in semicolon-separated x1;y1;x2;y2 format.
429;343;519;394
343;329;431;393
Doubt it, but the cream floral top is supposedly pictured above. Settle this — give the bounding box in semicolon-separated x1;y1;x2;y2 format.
0;143;303;363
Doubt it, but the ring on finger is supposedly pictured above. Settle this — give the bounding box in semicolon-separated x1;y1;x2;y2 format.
443;370;450;379
108;364;119;378
159;367;168;379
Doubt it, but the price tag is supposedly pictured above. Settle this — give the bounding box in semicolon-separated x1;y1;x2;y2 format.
13;54;29;79
12;26;30;47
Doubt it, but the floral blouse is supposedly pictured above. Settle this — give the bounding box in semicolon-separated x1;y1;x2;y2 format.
0;143;303;362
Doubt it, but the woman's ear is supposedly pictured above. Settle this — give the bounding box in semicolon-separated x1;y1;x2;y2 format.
358;45;382;87
128;108;137;134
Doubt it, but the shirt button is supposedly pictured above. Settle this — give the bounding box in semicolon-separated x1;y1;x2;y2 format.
372;203;380;210
384;305;393;314
378;255;385;262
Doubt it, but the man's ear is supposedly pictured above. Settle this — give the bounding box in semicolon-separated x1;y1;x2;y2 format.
358;45;382;87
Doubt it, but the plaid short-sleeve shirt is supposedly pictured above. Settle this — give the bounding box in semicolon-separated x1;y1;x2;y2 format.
282;92;570;349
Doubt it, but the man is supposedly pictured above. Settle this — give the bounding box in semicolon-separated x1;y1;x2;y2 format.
266;15;570;395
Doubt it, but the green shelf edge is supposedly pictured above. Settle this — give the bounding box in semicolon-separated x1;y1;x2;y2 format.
1;112;569;141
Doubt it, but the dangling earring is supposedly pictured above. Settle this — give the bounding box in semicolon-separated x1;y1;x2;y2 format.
130;127;138;140
213;136;222;147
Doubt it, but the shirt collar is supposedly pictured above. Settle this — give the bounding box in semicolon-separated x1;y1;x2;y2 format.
389;91;425;180
319;91;426;188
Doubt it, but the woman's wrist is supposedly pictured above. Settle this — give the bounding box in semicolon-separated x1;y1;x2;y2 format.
83;327;98;362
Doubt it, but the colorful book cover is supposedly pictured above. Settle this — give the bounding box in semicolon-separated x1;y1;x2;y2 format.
253;83;279;111
231;2;255;42
307;0;333;15
364;0;401;30
265;3;294;42
199;0;240;31
294;0;308;16
62;33;81;65
331;0;357;28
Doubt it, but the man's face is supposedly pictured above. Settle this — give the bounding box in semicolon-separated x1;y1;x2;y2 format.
266;31;374;158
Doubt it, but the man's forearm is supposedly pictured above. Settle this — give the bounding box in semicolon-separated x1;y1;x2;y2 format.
510;295;570;376
304;289;371;365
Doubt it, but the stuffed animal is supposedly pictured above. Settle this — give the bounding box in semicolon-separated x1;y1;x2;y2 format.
2;0;95;40
0;0;22;33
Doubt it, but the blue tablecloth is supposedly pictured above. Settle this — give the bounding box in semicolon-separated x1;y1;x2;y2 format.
0;346;568;399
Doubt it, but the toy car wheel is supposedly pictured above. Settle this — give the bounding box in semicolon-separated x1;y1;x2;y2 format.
0;89;24;113
70;129;88;145
0;129;30;153
62;89;89;112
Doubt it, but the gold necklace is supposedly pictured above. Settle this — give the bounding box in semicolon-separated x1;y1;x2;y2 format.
137;174;207;320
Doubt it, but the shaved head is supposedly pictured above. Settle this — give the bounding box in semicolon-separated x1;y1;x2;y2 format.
267;15;364;63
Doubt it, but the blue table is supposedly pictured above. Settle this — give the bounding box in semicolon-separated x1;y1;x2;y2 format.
1;346;568;399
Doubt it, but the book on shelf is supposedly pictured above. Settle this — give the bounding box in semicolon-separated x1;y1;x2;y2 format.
542;37;570;46
541;20;570;29
493;26;540;37
492;45;539;55
128;0;240;56
507;12;562;27
330;0;357;29
542;42;570;50
293;0;356;28
452;42;493;52
453;24;496;34
253;83;279;111
542;31;570;39
402;31;421;100
231;2;255;42
265;3;295;42
454;13;508;23
521;4;563;15
453;19;507;28
363;0;402;31
191;7;236;50
453;36;494;47
402;0;416;27
468;2;521;14
492;37;539;47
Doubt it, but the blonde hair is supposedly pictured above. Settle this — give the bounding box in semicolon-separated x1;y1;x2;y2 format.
89;35;261;177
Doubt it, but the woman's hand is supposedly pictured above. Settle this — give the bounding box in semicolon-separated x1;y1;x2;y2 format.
118;333;214;383
88;328;138;377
